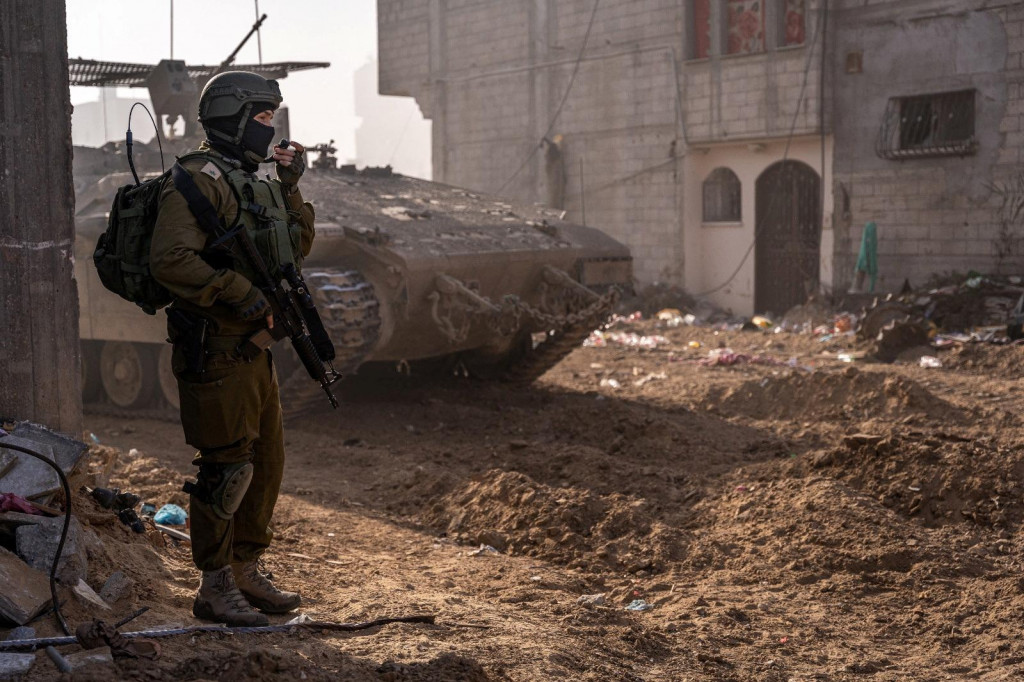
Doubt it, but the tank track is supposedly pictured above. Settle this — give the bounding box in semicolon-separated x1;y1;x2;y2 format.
278;268;382;412
501;322;600;384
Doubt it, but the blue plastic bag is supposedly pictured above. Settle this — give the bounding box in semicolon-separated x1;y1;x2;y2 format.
153;503;188;525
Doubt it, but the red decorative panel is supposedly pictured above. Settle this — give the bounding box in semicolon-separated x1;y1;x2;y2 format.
693;0;711;59
784;0;806;46
726;0;765;55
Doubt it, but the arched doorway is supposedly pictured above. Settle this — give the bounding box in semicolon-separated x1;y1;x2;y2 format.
754;160;821;315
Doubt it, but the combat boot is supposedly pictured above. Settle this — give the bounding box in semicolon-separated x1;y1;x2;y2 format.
232;560;302;614
193;565;269;626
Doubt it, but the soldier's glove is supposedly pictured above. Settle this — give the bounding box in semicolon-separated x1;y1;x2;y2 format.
233;287;270;322
276;148;306;188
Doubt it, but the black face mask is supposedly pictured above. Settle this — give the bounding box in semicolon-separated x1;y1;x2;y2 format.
240;117;276;166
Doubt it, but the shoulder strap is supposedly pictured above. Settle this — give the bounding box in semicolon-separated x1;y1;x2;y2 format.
171;163;223;235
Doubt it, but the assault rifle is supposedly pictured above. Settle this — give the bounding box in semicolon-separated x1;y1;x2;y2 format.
170;163;342;408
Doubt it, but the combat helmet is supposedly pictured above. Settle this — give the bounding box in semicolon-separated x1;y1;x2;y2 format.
197;70;282;145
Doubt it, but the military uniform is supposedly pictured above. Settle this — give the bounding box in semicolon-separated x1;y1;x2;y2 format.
149;70;314;625
151;145;314;572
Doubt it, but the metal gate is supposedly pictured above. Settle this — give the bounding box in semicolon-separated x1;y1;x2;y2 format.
754;160;821;315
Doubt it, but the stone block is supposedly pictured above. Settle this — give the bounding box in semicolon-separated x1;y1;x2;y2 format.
10;423;87;474
0;545;51;626
0;437;58;502
65;646;113;671
99;571;134;604
0;653;35;677
15;515;87;585
3;626;35;642
72;579;110;611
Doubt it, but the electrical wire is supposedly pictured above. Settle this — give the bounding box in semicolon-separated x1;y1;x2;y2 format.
496;0;602;195
693;3;826;299
0;441;73;636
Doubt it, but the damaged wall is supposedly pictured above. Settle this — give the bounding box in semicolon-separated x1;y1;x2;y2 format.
832;0;1017;292
0;1;82;434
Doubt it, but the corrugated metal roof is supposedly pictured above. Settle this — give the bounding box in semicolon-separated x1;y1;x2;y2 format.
68;58;329;87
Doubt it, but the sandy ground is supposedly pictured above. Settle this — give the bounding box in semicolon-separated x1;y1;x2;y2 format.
8;317;1024;680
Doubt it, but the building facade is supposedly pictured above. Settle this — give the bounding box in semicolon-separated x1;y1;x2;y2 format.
378;0;1024;315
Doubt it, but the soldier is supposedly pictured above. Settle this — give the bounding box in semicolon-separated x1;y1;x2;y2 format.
150;71;314;626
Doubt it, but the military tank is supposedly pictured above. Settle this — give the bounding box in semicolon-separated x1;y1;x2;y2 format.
73;138;631;415
70;52;631;416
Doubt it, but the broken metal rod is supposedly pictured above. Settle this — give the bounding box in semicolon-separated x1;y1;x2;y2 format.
0;615;437;652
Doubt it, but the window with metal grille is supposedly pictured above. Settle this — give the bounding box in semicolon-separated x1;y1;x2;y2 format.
703;167;742;222
876;90;977;160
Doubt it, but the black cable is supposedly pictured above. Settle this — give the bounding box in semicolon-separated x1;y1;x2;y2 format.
496;0;602;195
0;441;73;636
127;102;167;183
694;4;826;298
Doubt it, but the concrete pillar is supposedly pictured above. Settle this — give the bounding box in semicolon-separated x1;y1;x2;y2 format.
0;1;82;435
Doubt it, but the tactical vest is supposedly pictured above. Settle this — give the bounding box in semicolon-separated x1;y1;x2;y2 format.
182;149;303;283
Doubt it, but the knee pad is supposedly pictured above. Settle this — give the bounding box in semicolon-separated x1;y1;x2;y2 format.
189;461;254;520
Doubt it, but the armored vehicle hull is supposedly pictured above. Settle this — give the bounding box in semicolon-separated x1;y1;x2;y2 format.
74;158;632;414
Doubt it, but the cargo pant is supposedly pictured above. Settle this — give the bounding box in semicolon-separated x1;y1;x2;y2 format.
172;341;285;571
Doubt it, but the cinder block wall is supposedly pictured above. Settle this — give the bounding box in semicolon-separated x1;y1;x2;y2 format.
380;0;689;285
831;1;1024;292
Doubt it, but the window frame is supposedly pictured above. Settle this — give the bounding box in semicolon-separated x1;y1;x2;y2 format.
702;167;743;224
876;89;978;160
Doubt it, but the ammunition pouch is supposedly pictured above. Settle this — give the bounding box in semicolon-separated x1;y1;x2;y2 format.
166;308;209;374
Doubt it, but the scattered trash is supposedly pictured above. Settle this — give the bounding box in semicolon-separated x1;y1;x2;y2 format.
0;493;42;515
633;372;667;387
919;356;942;368
89;433;101;445
90;487;140;512
153;504;188;525
625;599;654;612
599;378;622;389
585;330;670;349
467;544;500;557
687;340;701;349
698;349;789;367
140;503;156;517
751;315;773;329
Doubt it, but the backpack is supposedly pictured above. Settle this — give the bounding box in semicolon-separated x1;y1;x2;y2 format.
92;170;173;315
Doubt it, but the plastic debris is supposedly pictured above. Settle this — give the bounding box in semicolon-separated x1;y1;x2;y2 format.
687;340;701;349
467;544;500;557
633;372;667;387
698;349;788;367
153;504;188;525
585;331;670;349
751;315;773;329
625;599;654;612
0;493;41;515
599;378;622;389
919;356;942;368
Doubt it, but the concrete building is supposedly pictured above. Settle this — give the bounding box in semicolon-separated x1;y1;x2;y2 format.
354;58;433;179
377;0;1024;316
71;88;155;148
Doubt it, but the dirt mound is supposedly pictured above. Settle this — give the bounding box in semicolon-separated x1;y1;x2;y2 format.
806;431;1024;530
701;368;967;424
425;469;684;573
941;343;1024;378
